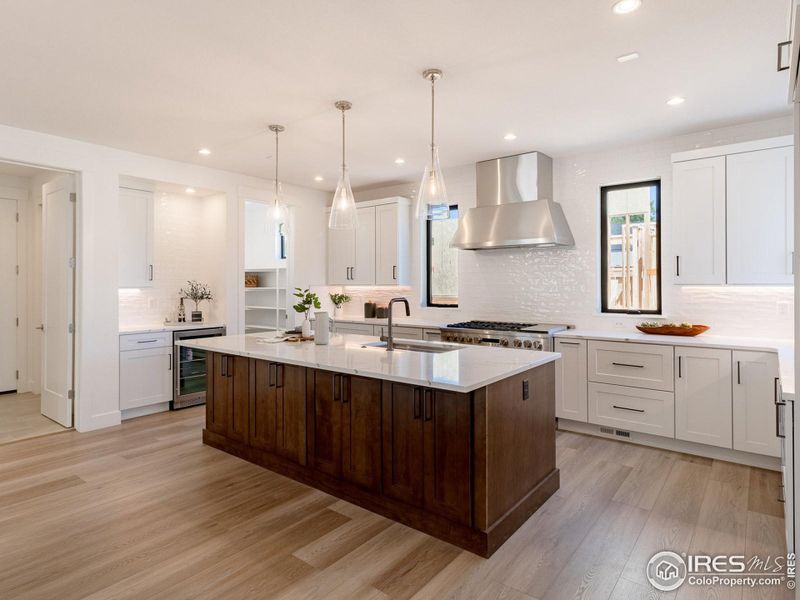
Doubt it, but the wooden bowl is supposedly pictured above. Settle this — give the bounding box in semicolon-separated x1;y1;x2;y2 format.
636;324;710;337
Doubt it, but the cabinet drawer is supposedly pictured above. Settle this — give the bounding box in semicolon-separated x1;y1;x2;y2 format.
588;341;674;391
334;322;374;335
120;331;172;351
588;382;675;438
374;325;424;340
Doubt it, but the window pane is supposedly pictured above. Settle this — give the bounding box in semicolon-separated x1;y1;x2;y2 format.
602;182;660;313
428;206;459;306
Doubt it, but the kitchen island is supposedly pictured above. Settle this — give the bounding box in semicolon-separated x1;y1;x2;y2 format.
178;333;561;557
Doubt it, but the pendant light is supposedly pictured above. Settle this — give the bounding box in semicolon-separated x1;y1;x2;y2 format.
328;100;358;229
416;68;449;220
268;124;288;223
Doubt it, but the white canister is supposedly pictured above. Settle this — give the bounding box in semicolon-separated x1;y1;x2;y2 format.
314;311;330;344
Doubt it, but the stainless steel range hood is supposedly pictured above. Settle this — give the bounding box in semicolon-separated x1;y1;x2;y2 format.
450;151;574;250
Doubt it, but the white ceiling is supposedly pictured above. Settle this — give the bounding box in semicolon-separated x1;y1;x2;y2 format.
0;0;790;191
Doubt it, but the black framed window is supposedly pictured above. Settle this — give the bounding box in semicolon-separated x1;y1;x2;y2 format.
426;205;459;307
600;180;661;314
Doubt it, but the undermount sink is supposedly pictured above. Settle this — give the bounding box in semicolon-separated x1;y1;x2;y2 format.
362;340;462;354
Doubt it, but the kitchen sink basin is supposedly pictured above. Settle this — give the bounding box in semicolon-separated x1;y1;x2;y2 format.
362;340;461;354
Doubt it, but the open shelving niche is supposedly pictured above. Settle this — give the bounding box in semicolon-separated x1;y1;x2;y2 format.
244;268;289;333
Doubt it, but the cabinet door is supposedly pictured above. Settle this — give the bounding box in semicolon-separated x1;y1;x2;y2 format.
423;389;472;526
207;353;229;436
327;221;354;285
727;147;794;284
227;355;250;443
732;351;781;457
119;347;172;410
276;363;307;465
351;206;376;285
675;347;732;448
382;381;425;507
375;203;399;285
250;360;278;452
309;369;342;477
118;188;154;288
555;339;587;422
341;375;381;491
672;157;726;284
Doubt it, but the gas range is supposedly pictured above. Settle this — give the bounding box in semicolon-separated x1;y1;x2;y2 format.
440;320;570;351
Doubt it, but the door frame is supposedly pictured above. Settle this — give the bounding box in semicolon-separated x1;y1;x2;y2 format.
0;187;24;393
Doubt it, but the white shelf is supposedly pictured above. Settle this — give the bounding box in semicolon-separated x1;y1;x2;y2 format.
245;287;286;291
246;306;285;311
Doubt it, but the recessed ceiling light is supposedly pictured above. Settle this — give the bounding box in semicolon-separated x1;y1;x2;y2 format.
197;148;211;156
666;96;685;106
185;187;196;194
617;52;640;63
314;176;324;182
394;158;406;164
504;133;517;141
612;0;641;14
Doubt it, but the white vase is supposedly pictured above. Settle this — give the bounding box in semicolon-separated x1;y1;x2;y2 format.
301;318;312;337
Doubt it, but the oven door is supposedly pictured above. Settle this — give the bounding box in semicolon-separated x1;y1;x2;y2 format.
172;327;225;409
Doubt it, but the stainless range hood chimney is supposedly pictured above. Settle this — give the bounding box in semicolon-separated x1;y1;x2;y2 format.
450;151;574;250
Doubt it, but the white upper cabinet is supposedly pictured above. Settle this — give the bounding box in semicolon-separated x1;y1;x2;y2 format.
375;202;410;285
675;346;732;449
672;136;794;286
118;187;154;288
327;197;409;286
726;146;793;285
732;350;781;457
672;156;726;284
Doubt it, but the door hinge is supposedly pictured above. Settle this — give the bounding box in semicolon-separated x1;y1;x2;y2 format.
15;370;19;380
69;192;76;203
15;212;19;223
16;317;19;327
68;257;76;269
67;389;74;400
15;265;19;275
68;323;74;334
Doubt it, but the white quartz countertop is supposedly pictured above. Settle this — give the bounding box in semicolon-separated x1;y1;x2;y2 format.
178;333;560;393
555;329;794;400
120;322;226;335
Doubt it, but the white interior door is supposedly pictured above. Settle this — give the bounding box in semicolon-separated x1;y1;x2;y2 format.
41;175;74;427
0;197;17;392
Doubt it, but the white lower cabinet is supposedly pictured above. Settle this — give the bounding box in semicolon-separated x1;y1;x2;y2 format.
675;346;732;449
374;325;423;340
333;322;374;336
588;340;674;392
555;339;587;422
588;382;675;437
120;344;172;410
732;350;781;457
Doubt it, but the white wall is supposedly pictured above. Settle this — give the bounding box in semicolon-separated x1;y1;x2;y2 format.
118;192;228;327
344;116;794;340
0;123;328;432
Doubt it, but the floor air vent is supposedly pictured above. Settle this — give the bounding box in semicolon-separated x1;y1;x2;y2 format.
598;426;631;438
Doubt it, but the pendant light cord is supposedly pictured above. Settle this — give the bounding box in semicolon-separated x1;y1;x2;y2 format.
341;106;346;174
274;128;279;198
430;74;435;164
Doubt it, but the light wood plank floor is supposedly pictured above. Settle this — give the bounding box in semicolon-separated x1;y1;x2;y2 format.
0;406;791;600
0;392;68;445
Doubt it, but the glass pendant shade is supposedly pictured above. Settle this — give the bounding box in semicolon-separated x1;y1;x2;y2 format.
416;145;449;220
329;167;358;229
271;180;287;224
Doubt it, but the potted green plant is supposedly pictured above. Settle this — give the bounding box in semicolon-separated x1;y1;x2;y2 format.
293;287;321;337
329;292;351;319
180;280;213;322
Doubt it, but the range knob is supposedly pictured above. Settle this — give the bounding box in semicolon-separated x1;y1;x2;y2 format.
523;340;532;349
513;339;522;348
534;340;544;350
500;339;509;347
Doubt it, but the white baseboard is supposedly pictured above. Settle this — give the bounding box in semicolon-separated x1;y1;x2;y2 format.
558;418;781;471
121;402;170;421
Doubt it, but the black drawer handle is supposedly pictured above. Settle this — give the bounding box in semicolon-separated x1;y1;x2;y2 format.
613;405;645;413
559;341;580;346
137;339;159;344
611;362;645;368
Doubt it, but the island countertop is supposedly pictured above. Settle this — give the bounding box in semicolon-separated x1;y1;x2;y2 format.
178;332;561;393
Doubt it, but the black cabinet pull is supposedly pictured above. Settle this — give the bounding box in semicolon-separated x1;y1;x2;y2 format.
341;375;349;403
676;255;680;277
268;363;276;387
611;362;644;368
775;377;785;439
678;356;682;378
612;405;645;413
392;265;397;280
168;353;172;371
277;364;284;389
413;389;421;419
221;355;227;377
227;356;234;378
333;374;340;402
423;390;433;421
737;361;741;385
778;40;791;72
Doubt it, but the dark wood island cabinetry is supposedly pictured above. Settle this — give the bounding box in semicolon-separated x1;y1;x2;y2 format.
203;351;559;557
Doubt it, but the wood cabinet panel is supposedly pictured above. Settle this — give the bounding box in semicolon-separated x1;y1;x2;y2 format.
206;352;249;442
309;369;343;477
341;375;382;491
424;389;472;526
382;381;424;507
250;360;278;452
277;363;307;465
